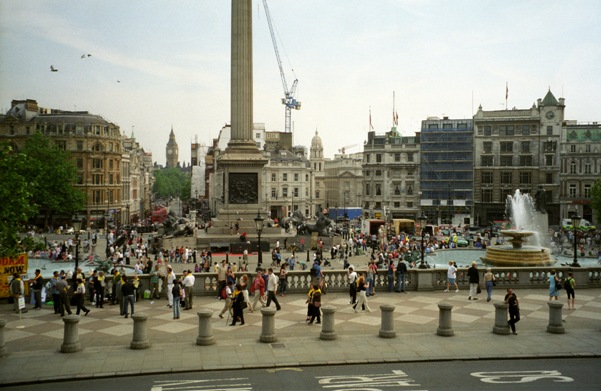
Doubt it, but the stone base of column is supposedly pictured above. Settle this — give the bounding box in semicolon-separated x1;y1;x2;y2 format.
60;315;82;353
546;301;565;334
130;313;151;350
319;306;337;341
436;302;454;337
493;302;510;335
379;304;396;338
259;307;277;343
196;309;216;346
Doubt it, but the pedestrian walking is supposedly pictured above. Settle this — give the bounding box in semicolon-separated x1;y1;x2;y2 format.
218;281;233;319
74;278;90;316
467;261;480;300
484;267;495;302
565;272;576;309
395;257;408;293
444;261;459;293
504;288;520;335
121;275;135;318
353;273;371;313
30;269;43;309
250;270;266;311
387;260;395;292
265;268;281;311
549;269;560;301
348;266;357;303
182;270;195;310
305;284;315;323
166;265;176;308
308;283;322;324
230;284;245;326
279;264;288;296
9;273;26;314
171;279;181;319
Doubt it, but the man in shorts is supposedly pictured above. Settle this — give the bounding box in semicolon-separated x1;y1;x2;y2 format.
444;261;459;293
565;271;576;310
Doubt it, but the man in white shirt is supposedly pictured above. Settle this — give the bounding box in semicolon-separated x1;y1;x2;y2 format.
266;268;281;311
166;265;176;307
445;261;459;293
348;266;358;304
182;269;195;310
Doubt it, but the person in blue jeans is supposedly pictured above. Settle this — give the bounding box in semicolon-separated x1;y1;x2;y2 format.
171;279;181;319
387;261;395;292
395;258;408;293
121;275;135;318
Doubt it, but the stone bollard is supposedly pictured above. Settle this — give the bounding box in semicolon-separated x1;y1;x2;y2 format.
196;309;215;346
319;306;337;340
130;313;151;349
493;302;510;335
259;307;277;343
547;301;565;334
60;315;82;353
379;304;396;338
0;319;7;356
436;302;454;337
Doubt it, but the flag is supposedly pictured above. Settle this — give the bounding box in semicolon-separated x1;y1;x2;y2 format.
369;108;374;130
506;82;508;100
394;111;399;126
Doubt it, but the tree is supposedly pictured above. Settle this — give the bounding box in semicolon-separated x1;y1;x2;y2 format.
0;143;38;257
153;168;191;200
21;132;85;227
591;179;601;224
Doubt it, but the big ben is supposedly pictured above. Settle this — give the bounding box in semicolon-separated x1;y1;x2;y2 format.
166;126;179;168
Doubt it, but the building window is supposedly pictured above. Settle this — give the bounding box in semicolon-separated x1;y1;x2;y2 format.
500;188;512;201
500;125;514;136
501;172;512;184
521;125;530;136
570;162;577;174
93;159;103;169
500;142;513;153
569;184;577;198
482;172;493;184
376;154;382;163
271;188;277;198
406;184;413;196
109;174;114;185
76;141;83;151
500;156;513;166
109;159;114;170
294;173;299;181
570;145;576;153
255;132;261;138
282;188;288;197
366;155;370;163
394;153;401;162
585;163;592;174
394;202;400;208
442;123;453;129
546;173;553;184
394;184;401;195
305;174;309;181
271;173;276;181
519;155;532;166
545;155;554;166
543;141;557;152
521;141;530;153
407;202;413;208
77;158;84;169
293;188;299;197
586;144;591;153
484;126;492;136
483;142;492;153
519;172;532;184
283;173;288;181
428;123;438;129
547;126;553;136
375;170;382;177
585;184;591;198
482;189;493;203
376;184;381;196
481;156;494;166
365;184;370;196
315;190;320;198
407;153;414;162
407;169;414;176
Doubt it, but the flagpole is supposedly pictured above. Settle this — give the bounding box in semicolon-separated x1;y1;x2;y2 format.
505;82;508;110
393;91;395;127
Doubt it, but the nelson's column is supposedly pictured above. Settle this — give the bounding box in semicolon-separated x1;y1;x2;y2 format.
215;0;268;224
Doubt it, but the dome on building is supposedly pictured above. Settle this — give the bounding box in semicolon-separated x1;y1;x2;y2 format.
311;130;323;149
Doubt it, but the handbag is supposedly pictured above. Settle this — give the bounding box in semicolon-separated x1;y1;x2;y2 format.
476;285;482;294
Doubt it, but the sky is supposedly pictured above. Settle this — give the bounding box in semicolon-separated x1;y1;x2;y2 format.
2;1;601;166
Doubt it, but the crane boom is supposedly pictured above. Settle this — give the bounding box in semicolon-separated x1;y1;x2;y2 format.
262;0;300;133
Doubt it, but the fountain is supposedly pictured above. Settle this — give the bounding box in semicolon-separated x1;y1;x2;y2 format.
481;190;554;267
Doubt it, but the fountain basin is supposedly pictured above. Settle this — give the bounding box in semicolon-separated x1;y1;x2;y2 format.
481;245;554;267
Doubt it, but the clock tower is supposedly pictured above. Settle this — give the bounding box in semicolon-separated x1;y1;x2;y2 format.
166;126;179;168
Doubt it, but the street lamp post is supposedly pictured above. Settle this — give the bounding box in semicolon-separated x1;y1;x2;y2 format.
571;214;582;267
72;215;83;289
418;212;428;269
254;210;264;270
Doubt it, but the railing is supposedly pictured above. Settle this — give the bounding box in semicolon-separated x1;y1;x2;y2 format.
123;266;601;297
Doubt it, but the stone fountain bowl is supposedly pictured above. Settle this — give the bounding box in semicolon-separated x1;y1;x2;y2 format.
482;229;555;266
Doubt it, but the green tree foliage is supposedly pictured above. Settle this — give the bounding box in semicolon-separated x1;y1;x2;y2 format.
21;132;85;226
591;179;601;223
153;168;191;200
0;143;38;257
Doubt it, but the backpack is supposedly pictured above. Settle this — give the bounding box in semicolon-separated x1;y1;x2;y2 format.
310;265;318;277
220;286;227;299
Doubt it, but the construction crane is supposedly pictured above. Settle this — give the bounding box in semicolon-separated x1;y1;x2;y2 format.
262;0;301;133
338;144;358;155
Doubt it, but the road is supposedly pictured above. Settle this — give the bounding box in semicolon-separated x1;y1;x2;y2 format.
3;358;600;391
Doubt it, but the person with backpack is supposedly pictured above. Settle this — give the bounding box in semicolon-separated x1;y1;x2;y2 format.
395;257;408;293
250;270;266;311
218;281;233;319
565;272;576;310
